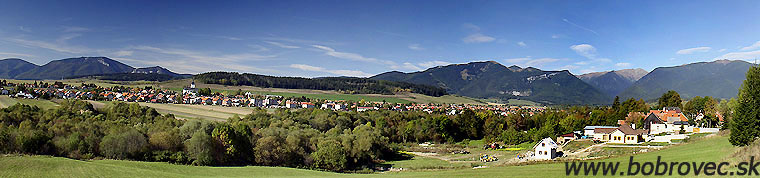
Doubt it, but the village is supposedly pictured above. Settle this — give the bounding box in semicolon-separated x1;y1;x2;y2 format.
0;80;726;169
0;80;547;115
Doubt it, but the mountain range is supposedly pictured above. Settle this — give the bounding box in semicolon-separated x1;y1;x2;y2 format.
0;57;185;80
577;69;648;97
1;56;755;105
372;61;611;105
618;60;754;100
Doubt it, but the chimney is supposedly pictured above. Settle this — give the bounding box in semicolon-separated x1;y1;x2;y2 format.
632;123;636;129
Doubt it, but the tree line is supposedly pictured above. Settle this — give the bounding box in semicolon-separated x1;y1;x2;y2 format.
0;96;663;172
194;72;447;97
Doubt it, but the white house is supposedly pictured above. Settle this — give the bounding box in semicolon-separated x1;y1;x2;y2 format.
533;137;558;160
584;126;617;137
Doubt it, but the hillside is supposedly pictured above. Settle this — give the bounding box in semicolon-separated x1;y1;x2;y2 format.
619;60;754;100
0;58;38;79
577;68;648;97
131;66;188;77
194;72;448;97
15;57;135;80
372;61;611;105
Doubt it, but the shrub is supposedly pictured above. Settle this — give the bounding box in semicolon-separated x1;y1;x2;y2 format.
185;131;215;166
312;140;347;172
99;129;148;160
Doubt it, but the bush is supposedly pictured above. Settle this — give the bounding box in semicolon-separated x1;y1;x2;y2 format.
149;131;182;151
312;140;347;172
99;129;148;160
185;131;215;166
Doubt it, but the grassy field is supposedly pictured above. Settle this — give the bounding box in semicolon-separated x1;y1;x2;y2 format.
0;134;736;177
0;95;59;110
561;140;595;153
93;101;252;121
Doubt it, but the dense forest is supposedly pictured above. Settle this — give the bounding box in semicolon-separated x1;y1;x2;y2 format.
194;72;447;97
67;73;190;82
0;96;660;172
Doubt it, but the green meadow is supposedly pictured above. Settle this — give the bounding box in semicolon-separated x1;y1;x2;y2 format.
0;134;738;178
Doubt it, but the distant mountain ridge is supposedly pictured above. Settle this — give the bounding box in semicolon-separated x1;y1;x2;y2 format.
618;60;753;100
131;66;187;77
0;58;38;79
372;61;611;105
577;68;648;97
0;57;186;80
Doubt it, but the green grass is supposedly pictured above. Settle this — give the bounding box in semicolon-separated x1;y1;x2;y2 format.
382;152;471;170
0;135;737;177
562;140;595;153
0;96;60;110
506;99;540;106
96;101;250;121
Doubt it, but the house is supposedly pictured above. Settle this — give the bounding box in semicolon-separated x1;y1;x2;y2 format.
584;126;617;137
285;101;299;108
182;81;198;96
608;124;648;144
533;138;558;160
301;102;315;109
644;108;693;135
594;124;649;144
357;106;377;112
556;133;579;144
593;127;618;142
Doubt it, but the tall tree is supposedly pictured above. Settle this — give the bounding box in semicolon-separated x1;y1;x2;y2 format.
657;90;683;109
730;65;760;146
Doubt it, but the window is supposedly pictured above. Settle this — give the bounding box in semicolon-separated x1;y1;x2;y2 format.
542;143;545;147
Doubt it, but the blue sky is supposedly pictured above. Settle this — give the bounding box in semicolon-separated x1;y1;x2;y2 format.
1;0;759;77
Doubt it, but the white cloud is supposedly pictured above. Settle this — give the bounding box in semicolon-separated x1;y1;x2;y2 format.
574;61;589;65
715;50;760;60
0;52;35;58
290;64;323;71
56;33;82;43
560;65;579;70
128;45;277;74
570;44;597;59
408;44;424;51
247;44;270;52
462;23;481;31
563;19;598;35
580;69;595;74
570;44;614;63
265;41;300;49
719;48;727;52
311;44;403;70
676;47;711;54
312;45;386;64
615;62;632;68
9;38;92;54
462;33;495;43
504;57;531;64
417;60;451;68
113;50;134;57
461;23;495;43
397;62;422;71
517;41;527;47
551;34;561;39
740;41;760;51
503;57;560;68
289;64;371;77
